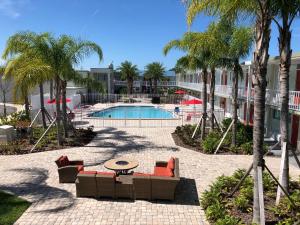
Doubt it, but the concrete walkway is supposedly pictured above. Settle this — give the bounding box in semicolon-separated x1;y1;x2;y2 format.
0;127;299;225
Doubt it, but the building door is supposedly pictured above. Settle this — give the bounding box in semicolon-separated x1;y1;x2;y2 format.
291;115;299;147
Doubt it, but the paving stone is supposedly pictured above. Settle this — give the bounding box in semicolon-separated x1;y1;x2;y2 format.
0;127;299;225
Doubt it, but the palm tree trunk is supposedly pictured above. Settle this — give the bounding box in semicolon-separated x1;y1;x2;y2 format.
154;79;158;95
278;14;291;194
149;79;153;94
252;4;272;223
24;94;30;118
210;68;215;130
39;83;47;129
61;80;68;138
201;69;208;140
55;76;63;146
50;79;54;100
232;66;239;147
128;80;133;94
2;91;7;117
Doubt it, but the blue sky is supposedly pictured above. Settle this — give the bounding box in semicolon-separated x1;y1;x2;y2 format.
0;0;300;70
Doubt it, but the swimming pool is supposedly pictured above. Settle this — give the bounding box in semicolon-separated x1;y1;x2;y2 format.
89;106;174;119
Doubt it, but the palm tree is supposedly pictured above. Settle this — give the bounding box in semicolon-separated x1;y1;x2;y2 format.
186;0;272;222
209;19;253;146
164;31;222;139
2;36;53;128
144;62;165;94
271;0;300;197
143;71;153;94
117;61;139;95
51;35;103;138
2;32;103;144
4;57;52;126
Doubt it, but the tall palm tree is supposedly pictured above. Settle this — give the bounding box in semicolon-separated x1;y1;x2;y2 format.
271;0;300;196
117;61;139;95
2;38;53;128
144;62;165;94
164;31;222;139
51;35;103;138
4;57;52;126
186;0;272;222
209;19;254;146
2;32;103;144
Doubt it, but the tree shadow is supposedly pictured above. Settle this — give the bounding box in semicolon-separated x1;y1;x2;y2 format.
151;178;200;206
84;127;179;167
0;168;75;213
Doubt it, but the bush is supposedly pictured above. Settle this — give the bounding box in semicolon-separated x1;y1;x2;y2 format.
201;169;300;224
201;131;220;154
240;142;253;154
205;201;226;221
215;215;240;225
220;118;253;150
234;195;249;211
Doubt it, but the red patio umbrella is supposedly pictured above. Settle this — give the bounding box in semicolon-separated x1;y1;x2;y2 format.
47;98;71;104
181;99;202;105
175;90;186;95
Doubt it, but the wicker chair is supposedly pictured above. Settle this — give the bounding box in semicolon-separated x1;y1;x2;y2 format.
132;174;151;200
115;175;134;199
76;172;97;197
96;172;116;199
151;157;180;201
55;155;84;183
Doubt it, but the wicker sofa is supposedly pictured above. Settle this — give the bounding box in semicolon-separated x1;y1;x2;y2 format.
133;157;180;200
55;155;84;183
75;157;180;201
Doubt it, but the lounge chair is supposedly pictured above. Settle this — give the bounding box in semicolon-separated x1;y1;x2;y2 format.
55;155;84;183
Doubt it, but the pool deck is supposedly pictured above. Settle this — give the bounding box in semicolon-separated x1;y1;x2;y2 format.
0;127;299;225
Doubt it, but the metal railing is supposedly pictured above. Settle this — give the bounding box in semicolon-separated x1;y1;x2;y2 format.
73;103;225;128
178;81;300;111
80;93;184;105
114;80;177;87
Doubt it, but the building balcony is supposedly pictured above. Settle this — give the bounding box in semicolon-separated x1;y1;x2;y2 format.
177;81;300;112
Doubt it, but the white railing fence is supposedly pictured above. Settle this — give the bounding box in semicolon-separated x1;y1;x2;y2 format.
178;81;300;111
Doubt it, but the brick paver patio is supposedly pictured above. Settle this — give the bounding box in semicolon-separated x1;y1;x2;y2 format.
0;127;299;225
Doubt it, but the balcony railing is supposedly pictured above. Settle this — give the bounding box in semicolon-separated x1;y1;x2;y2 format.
114;80;177;87
177;81;300;111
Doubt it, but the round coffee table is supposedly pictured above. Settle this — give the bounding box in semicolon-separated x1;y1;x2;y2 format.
104;158;139;175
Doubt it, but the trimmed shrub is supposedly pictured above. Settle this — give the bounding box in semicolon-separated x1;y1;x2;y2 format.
201;131;220;153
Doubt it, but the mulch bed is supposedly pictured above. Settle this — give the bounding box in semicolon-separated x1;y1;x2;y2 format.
171;132;242;155
0;128;96;155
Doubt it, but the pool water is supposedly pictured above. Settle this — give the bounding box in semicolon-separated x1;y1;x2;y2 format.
89;106;173;119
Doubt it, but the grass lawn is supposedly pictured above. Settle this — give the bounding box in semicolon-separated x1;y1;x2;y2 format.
0;191;31;225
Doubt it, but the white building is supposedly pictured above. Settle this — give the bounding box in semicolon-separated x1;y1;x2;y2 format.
176;53;300;150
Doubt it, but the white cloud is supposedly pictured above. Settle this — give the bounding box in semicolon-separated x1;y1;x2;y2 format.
0;0;29;18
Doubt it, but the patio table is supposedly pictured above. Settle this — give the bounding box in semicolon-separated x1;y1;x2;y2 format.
104;158;139;175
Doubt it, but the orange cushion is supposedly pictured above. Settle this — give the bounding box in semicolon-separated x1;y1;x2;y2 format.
167;157;175;170
97;171;116;178
79;171;97;174
77;165;84;172
97;171;115;175
133;172;152;176
154;167;173;177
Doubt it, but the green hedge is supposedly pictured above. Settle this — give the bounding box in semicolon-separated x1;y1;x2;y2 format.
201;169;300;224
